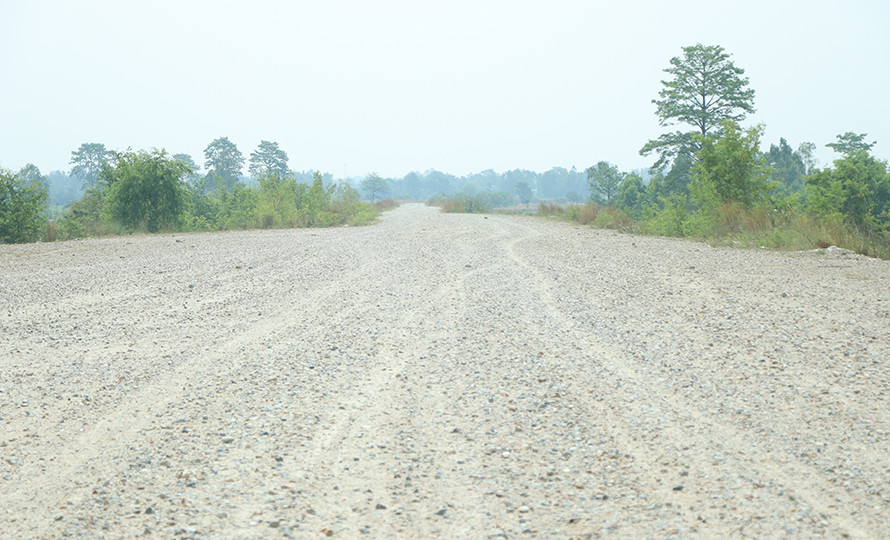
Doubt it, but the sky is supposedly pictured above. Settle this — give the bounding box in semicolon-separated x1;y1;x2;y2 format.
1;0;888;179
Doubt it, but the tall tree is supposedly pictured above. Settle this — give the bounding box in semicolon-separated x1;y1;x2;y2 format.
766;138;807;194
826;132;876;156
360;173;390;202
586;161;624;203
641;44;756;171
515;181;533;206
17;163;46;187
70;142;112;188
172;153;198;171
203;137;244;191
249;140;290;178
797;141;818;175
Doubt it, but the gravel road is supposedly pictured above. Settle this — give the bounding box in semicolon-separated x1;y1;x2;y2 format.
2;202;889;538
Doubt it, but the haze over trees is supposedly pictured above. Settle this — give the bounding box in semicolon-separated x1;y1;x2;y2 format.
586;162;624;204
70;143;112;188
1;43;887;256
249;140;290;178
360;173;390;202
204;137;244;192
572;43;890;257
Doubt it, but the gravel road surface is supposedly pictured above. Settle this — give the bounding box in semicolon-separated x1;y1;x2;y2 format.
2;203;889;538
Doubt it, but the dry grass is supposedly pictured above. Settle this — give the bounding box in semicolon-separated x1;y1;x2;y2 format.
593;206;635;231
570;203;599;225
375;199;400;211
537;202;564;216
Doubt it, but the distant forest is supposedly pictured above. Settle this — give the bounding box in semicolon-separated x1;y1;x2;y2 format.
36;164;604;210
3;43;888;258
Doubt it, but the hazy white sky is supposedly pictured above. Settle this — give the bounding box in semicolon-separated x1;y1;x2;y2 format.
2;0;888;179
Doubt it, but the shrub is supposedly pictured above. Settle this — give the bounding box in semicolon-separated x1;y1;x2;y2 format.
0;168;48;243
593;206;634;230
100;149;190;232
375;199;399;211
537;202;564;216
566;203;598;225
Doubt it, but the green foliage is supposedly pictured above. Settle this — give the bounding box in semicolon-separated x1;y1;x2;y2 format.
203;137;244;191
613;173;645;218
766;138;808;195
585;161;624;204
826;132;876;156
797;141;818;175
566;203;598;225
592;206;633;230
297;172;336;226
690;122;773;210
361;173;390;202
100;149;191;232
216;183;260;230
0;167;49;243
642;43;755;171
256;173;299;227
70;143;112;188
807;150;890;232
331;182;378;225
249;140;290;178
57;189;106;239
641;193;690;237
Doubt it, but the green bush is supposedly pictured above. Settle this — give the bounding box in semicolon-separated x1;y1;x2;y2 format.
0;168;48;243
100;149;190;232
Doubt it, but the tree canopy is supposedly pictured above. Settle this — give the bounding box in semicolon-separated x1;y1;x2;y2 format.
690;122;772;209
360;173;390;202
826;132;876;156
807;150;890;231
641;44;755;171
248;140;290;178
203;137;244;191
70;143;112;188
586;161;624;203
100;149;191;232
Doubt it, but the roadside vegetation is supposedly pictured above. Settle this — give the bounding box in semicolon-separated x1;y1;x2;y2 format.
439;44;890;259
1;141;379;243
2;44;887;256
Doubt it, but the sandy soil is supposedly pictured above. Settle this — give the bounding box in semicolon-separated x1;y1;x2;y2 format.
1;202;889;538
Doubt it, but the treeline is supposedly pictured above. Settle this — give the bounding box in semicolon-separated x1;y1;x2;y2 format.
573;44;890;258
0;145;378;243
385;167;590;203
562;127;890;258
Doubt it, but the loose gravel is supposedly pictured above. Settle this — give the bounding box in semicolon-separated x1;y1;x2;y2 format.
1;203;888;538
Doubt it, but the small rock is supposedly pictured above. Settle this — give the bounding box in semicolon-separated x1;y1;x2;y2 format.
145;507;154;515
222;437;235;444
673;485;684;491
434;508;447;517
269;521;280;528
375;504;387;510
